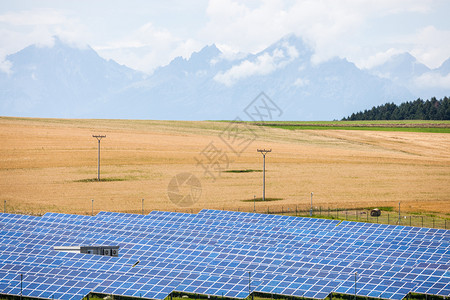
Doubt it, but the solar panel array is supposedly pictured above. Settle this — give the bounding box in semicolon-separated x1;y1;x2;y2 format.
0;209;449;300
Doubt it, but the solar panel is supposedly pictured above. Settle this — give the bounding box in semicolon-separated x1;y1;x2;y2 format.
0;210;448;300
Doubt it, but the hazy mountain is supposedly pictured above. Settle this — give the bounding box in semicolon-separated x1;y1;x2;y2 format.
0;37;144;118
437;58;450;75
0;35;446;120
369;53;430;85
368;53;450;101
97;34;412;120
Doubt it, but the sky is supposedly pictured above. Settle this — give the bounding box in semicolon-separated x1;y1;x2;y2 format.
0;0;450;74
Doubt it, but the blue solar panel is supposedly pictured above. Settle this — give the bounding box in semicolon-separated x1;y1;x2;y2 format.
0;210;448;300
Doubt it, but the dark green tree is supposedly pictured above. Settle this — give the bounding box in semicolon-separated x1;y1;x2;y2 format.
342;97;450;120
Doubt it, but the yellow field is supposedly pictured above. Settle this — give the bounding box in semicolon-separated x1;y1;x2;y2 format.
0;117;449;216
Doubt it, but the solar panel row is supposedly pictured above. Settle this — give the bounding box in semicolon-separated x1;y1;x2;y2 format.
0;209;448;300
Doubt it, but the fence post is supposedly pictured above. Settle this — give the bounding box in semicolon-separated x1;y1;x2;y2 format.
410;216;411;227
433;218;435;228
296;205;298;217
422;216;423;227
388;214;389;225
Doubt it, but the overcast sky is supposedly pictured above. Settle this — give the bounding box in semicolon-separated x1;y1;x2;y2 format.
1;0;449;74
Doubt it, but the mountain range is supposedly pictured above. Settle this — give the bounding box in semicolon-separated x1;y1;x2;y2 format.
1;35;449;120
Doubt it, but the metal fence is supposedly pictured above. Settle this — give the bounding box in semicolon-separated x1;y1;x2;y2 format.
260;207;448;230
172;206;449;230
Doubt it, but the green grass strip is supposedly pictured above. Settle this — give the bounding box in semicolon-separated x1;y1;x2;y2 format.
260;124;450;133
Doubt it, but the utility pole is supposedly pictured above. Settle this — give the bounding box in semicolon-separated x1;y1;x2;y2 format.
92;135;106;181
248;271;251;299
257;149;271;202
310;192;313;217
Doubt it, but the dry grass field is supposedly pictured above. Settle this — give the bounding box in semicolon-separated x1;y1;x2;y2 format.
0;117;449;217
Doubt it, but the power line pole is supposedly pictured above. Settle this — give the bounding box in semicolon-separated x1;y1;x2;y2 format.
248;271;251;298
92;135;106;181
257;149;271;202
20;274;23;300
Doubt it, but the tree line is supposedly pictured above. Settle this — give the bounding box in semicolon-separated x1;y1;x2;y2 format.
343;97;450;121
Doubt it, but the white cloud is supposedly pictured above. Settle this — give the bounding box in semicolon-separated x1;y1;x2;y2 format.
0;9;90;47
414;72;450;89
0;8;90;73
202;0;448;68
0;7;203;74
0;9;68;26
294;77;310;87
94;22;203;73
408;26;450;69
361;48;404;69
0;0;448;74
203;0;290;55
214;42;298;86
215;43;248;61
0;59;12;75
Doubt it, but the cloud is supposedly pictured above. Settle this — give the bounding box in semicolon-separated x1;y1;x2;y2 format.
0;6;202;74
0;9;68;26
203;0;290;55
214;42;298;86
361;48;404;69
0;59;12;75
408;26;450;69
0;1;448;74
414;72;450;89
0;9;90;47
94;22;202;73
202;0;447;68
0;8;90;73
294;77;310;87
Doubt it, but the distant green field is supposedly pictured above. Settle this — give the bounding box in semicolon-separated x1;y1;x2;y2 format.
250;120;450;133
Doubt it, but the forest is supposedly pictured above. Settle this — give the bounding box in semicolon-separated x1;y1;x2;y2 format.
343;97;450;120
